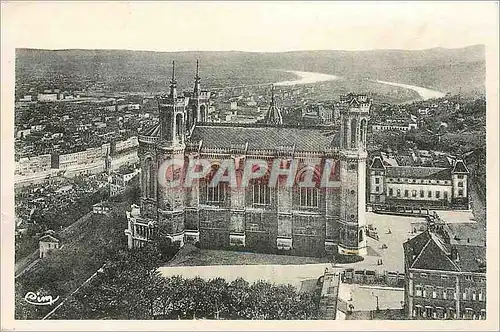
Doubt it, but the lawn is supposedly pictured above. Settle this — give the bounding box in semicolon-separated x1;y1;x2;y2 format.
167;245;331;267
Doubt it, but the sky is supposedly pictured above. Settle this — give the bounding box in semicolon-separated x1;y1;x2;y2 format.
1;1;498;52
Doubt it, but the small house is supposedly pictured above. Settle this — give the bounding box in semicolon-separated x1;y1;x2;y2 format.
39;234;60;258
93;202;111;215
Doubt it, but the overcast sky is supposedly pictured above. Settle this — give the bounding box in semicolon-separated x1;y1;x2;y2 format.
1;1;498;52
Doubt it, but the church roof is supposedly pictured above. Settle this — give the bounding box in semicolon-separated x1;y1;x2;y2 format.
190;124;337;152
265;104;283;125
264;85;283;125
386;166;451;180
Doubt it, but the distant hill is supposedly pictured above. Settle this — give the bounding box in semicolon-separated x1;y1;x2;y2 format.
16;45;485;96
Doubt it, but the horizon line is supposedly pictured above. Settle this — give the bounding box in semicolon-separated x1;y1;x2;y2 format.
16;44;486;54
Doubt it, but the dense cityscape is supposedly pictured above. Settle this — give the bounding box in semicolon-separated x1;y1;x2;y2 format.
13;47;487;322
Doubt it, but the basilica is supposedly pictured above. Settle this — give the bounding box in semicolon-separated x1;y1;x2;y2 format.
125;61;370;257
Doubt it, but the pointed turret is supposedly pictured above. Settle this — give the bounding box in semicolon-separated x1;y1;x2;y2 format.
193;59;201;96
169;60;177;99
264;85;283;125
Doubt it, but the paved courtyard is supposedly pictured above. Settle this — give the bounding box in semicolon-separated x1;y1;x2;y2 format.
338;283;404;311
337;212;426;273
158;263;338;289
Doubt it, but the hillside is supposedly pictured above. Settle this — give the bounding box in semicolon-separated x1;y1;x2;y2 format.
16;45;485;96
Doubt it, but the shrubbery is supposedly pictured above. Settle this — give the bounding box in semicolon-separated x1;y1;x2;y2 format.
51;250;321;320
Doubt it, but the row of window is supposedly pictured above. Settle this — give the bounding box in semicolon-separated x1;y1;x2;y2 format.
203;183;320;207
212;213;319;235
414;285;485;302
418;273;487;282
380;178;466;188
387;188;460;199
413;306;485;320
386;178;452;185
372;173;464;182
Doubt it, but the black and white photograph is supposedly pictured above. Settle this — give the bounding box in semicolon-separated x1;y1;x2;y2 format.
1;1;498;330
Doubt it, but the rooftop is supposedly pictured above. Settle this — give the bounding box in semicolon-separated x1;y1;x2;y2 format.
454;245;486;273
39;234;60;243
386;166;451;180
404;229;486;273
189;123;338;152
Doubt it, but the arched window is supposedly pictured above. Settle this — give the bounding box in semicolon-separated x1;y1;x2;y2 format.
191;106;198;127
344;119;349;148
360;119;367;145
359;229;364;242
201;164;227;205
144;157;154;198
295;166;321;207
351;118;357;147
175;113;183;140
200;104;207;122
252;181;271;205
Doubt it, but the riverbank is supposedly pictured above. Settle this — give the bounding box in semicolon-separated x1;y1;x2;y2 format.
374;79;446;101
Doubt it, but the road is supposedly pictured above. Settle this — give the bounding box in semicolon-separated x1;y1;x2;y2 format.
42;263;106;320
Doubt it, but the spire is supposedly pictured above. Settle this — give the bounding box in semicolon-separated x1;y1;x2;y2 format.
193;59;201;96
264;84;283;125
195;59;200;80
270;84;275;105
169;60;177;99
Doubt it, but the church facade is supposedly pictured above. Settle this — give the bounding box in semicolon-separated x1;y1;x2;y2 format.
125;61;370;257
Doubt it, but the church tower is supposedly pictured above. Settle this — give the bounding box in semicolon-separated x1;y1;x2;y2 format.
159;61;187;146
337;93;370;256
188;60;210;131
156;60;187;246
264;85;283;125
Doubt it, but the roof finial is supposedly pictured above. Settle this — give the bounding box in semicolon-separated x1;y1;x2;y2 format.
171;60;176;84
265;84;283;125
169;60;177;98
194;60;201;95
195;59;200;79
271;84;275;105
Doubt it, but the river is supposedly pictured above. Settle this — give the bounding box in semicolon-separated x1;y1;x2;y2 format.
274;70;341;86
274;70;445;101
374;79;446;101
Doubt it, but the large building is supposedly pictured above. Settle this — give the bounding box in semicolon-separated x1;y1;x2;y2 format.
125;61;370;257
109;166;141;197
368;154;470;210
15;154;52;175
403;216;486;320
